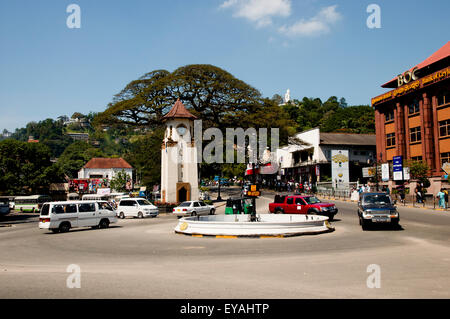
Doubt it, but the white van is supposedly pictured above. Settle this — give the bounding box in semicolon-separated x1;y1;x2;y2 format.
39;201;117;233
81;194;109;201
117;198;158;218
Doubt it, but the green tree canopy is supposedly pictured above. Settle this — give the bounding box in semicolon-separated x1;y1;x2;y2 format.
0;139;63;195
11;118;73;157
124;128;164;188
57;141;105;178
110;170;130;193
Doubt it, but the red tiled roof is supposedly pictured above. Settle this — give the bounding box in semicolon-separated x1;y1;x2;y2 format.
382;41;450;88
83;158;132;169
163;99;197;120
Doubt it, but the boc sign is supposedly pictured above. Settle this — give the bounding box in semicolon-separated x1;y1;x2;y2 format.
397;67;419;87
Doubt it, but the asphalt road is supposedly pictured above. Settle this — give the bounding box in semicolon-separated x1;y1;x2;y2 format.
0;192;449;299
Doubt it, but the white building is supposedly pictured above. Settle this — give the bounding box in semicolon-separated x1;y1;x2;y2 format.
276;128;376;183
78;158;133;182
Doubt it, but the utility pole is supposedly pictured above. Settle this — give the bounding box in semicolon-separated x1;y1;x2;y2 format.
217;165;222;201
250;162;257;222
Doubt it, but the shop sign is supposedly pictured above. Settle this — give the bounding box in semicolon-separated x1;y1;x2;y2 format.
442;162;450;175
381;163;390;181
403;167;410;180
372;66;450;106
331;150;349;186
393;156;403;181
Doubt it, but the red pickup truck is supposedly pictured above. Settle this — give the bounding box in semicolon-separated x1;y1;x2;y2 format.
268;195;338;220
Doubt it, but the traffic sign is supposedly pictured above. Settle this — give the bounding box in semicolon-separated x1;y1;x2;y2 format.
443;162;450;175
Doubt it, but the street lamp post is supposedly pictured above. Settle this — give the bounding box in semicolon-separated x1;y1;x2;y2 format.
250;162;257;222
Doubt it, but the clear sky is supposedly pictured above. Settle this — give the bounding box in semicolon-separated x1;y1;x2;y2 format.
0;0;449;131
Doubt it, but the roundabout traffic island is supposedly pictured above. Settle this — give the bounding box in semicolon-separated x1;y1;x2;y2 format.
174;214;334;238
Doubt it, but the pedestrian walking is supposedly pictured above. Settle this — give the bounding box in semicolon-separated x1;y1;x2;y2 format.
415;187;423;204
437;189;446;209
399;187;405;204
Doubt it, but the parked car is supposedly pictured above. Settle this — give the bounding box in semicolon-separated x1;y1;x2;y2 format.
173;201;215;218
0;197;11;216
39;201;117;233
358;192;399;230
117;198;158;218
268;194;338;220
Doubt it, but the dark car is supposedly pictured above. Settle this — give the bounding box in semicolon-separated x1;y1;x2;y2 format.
358;192;399;230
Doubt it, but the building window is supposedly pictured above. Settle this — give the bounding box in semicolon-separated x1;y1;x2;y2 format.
411;156;423;162
408;99;420;115
410;126;421;143
437;91;450;106
386;133;396;147
441;152;450;167
385;110;394;122
439;119;450;137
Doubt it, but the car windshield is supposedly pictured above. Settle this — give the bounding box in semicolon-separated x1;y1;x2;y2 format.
137;199;152;206
303;196;321;204
178;202;191;207
363;194;391;205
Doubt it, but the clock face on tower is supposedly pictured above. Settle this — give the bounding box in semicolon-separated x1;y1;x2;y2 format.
176;125;187;136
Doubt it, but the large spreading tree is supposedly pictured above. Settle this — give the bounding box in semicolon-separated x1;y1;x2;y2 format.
94;64;292;133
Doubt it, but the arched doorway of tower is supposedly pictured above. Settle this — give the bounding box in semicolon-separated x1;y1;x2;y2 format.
176;183;191;203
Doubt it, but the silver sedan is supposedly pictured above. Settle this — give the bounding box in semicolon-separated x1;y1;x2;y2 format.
172;201;215;218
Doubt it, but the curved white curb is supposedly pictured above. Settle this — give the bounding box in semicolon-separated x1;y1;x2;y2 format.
174;214;334;237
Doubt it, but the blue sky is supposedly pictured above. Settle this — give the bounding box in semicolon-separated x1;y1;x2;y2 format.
0;0;449;131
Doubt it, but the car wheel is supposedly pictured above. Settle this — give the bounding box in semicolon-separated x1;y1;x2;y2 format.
138;212;143;218
51;229;59;234
119;212;125;219
59;222;70;233
361;218;369;230
274;208;283;214
209;209;215;215
391;219;399;229
191;211;197;217
308;210;317;215
99;219;110;229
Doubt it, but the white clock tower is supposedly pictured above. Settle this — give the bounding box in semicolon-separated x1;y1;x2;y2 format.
161;99;199;203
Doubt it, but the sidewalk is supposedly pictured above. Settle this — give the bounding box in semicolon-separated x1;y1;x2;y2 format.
316;194;449;212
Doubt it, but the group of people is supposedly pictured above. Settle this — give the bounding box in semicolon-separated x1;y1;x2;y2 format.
356;184;372;193
274;181;313;194
395;183;449;209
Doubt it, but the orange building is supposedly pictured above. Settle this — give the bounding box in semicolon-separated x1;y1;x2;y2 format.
372;41;450;189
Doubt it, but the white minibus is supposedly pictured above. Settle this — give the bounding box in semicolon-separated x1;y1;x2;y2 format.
39;200;117;233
